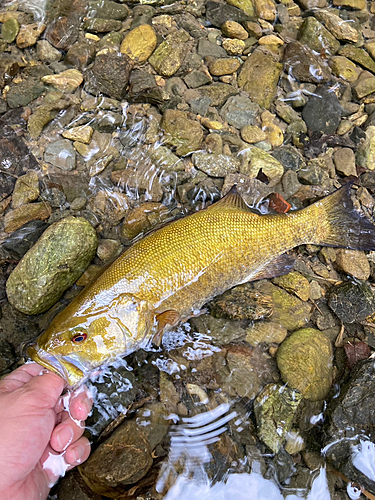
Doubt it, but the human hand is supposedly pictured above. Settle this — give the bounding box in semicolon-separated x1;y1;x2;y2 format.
0;362;92;500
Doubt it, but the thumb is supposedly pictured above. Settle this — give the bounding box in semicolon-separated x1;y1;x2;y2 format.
24;369;66;409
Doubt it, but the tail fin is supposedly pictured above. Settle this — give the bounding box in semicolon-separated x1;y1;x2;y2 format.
311;182;375;251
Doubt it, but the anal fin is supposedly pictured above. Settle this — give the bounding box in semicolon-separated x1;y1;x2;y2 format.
251;254;295;281
153;310;181;346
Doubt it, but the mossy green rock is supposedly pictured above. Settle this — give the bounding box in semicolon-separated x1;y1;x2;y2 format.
149;30;190;77
238;48;282;109
1;17;20;43
338;45;375;74
6;216;98;314
298;17;340;55
277;328;333;401
273;271;310;301
254;383;302;453
161;109;203;156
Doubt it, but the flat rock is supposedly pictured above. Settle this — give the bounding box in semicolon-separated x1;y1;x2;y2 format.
36;40;62;63
16;23;45;48
240;147;284;187
277;328;333;401
333;147;357;176
209;57;241;76
315;10;360;43
3;202;52;233
353;76;375;99
245;321;287;346
329;56;359;83
302;86;341;134
120;24;157;63
238;48;282;109
85;51;133;100
160;109;203;155
41;69;83;93
328;280;375;323
6;216;97;314
192;152;240;176
356;126;375;171
338;45;375;74
298;17;340;55
205;1;251;27
11;171;40;209
62;125;93;144
88;0;129;20
44;139;76;171
273;271;310;301
220;95;260;129
283;41;331;84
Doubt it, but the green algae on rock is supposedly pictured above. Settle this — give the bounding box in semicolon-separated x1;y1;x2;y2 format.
6;216;98;315
277;328;333;401
254;383;302;453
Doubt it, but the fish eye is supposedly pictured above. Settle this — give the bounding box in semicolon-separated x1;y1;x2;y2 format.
72;332;87;344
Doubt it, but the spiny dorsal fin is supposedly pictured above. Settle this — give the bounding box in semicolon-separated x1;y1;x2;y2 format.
208;185;254;213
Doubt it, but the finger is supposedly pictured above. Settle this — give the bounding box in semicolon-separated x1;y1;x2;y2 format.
40;444;70;488
50;411;85;453
65;386;93;421
24;370;66;409
65;436;91;467
0;362;47;393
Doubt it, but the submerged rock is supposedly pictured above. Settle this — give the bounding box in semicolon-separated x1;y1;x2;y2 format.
161;109;203;156
120;24;157;63
6;216;97;314
328;281;375;324
302;86;341;134
277;328;333;401
254;383;302;453
3;203;52;233
11;171;40;209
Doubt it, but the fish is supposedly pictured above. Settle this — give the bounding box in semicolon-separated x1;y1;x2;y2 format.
27;182;375;387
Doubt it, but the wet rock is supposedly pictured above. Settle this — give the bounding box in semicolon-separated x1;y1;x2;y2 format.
88;188;129;222
273;271;310;301
190;315;248;345
1;17;20;43
149;30;190;77
298;17;340;55
283;41;331;84
192;152;240;177
225;344;279;399
120;24;157;63
79;403;169;495
184;70;211;88
220;95;260;129
40;188;67;209
187;83;238;107
254;383;302;453
297;163;329;185
205;1;251;27
16;23;45;48
261;112;283;148
83;18;122;32
11;171;40;209
88;0;129;20
44;139;76;172
36;40;62;63
253;0;276;21
315;10;360;44
6;216;97;314
241;125;267;144
64;42;95;70
85;52;133;100
238;48;283;109
97;238;122;262
222;38;246;55
357;126;375;171
328;281;375;324
245;321;288;346
27;94;77;139
324;360;375;494
221;20;248;39
208;57;241;76
161;109;203;156
333;0;365;8
302;86;341;134
338;45;375;74
3;202;52;233
6;74;46;109
240;147;284;187
277;328;333;401
0;54;19;91
75;264;102;286
335;249;370;280
254;281;311;331
127;69;163;104
197;39;226;60
57;470;102;500
0;339;15;372
41;69;83;93
272;145;305;172
333;147;356;177
62;125;93;144
209;283;274;321
353;75;375;100
329;56;359;83
0;220;48;261
227;0;255;16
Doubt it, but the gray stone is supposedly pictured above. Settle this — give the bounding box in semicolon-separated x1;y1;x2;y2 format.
272;145;305;172
205;1;251;27
183;70;211;89
328;281;375;324
192;152;240;177
220;95;261;129
44;139;76;172
283;41;331;84
198;38;227;58
88;0;129;20
302;86;341;134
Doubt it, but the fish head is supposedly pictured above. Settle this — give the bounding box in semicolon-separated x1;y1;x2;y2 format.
27;296;153;387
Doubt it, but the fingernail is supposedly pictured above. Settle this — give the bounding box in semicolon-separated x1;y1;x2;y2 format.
82;396;92;415
72;444;86;463
56;426;74;450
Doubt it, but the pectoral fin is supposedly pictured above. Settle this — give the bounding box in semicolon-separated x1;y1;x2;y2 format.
242;254;295;283
153;309;181;346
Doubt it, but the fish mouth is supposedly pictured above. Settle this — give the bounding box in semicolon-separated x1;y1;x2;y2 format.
27;344;85;388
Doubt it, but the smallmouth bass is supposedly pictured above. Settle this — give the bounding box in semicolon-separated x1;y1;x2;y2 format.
27;183;375;386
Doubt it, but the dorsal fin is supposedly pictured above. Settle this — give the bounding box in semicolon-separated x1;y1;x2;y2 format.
208;185;254;213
